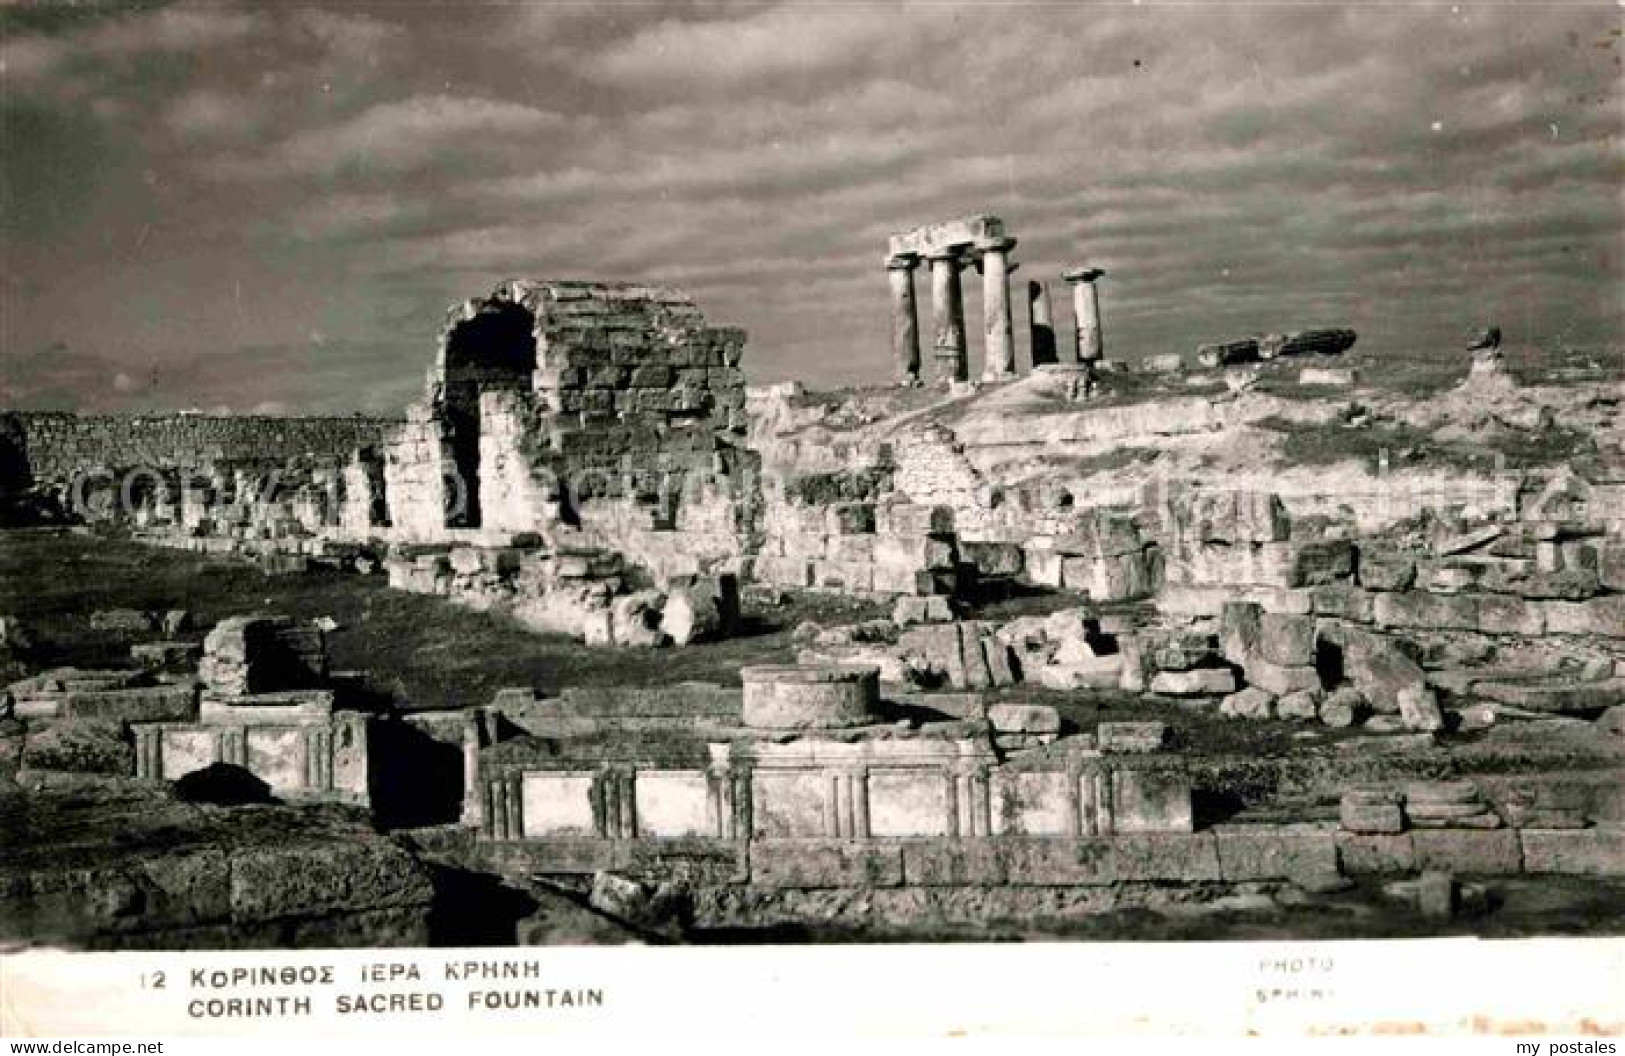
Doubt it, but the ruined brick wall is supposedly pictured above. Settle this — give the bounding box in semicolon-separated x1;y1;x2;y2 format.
9;411;399;483
382;280;755;576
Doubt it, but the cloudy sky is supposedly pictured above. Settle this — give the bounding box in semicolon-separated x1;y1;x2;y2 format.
2;1;1620;413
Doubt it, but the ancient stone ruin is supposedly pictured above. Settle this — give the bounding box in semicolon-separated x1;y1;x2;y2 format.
3;229;1621;949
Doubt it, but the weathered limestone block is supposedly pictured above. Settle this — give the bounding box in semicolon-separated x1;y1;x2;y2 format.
1037;655;1122;690
1276;689;1321;720
988;704;1061;748
1146;629;1220;672
1341;629;1426;713
892;595;954;627
1336;831;1415;873
63;684;198;724
1258;613;1316;665
1150;668;1237;696
1372;591;1470;631
610;591;668;648
200;616;327;698
1398;684;1445;732
1244;657;1321;697
1358;550;1417;592
1544;596;1625;637
1299;367;1356;387
740;664;880;729
1115;833;1220;879
1219;600;1263;665
1214;823;1339;882
1263;540;1355;587
1112;770;1196;833
1188;491;1290;545
1195;337;1260;368
1264;329;1357;359
960;540;1024;577
1097;721;1168;753
1318;685;1366;728
749;841;905;888
1411;829;1522;875
131;641;202;670
1519;830;1625;875
1339;796;1404;834
1476;566;1601;601
1600;542;1625;592
901;841;1008;886
1221;686;1275;720
1472;679;1625;714
1000;839;1117;885
1311;584;1375;622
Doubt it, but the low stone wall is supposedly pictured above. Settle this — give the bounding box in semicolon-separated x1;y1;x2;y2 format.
7;411;397;484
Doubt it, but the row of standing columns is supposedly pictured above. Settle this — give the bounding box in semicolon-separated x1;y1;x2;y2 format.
889;248;1106;386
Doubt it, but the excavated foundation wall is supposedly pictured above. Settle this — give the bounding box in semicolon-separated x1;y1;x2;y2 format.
5;412;397;485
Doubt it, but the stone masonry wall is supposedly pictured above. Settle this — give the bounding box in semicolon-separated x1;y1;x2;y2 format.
9;412;398;484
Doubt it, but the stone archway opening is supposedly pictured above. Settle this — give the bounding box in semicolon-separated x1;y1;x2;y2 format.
440;300;537;528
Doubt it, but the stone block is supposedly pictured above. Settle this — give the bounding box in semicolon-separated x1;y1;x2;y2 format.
1341;629;1426;713
1336;831;1415;874
1149;668;1236;696
1221;686;1275;720
1545;596;1625;638
1372;591;1475;632
634;771;714;839
749;841;904;889
893;595;954;627
1475;679;1625;714
1112;769;1194;832
1036;656;1122;690
999;838;1117;886
1115;833;1222;881
1474;594;1546;636
1340;801;1404;833
867;770;951;837
1219;600;1262;664
1600;542;1625;592
1244;658;1321;697
1024;551;1064;588
1097;721;1168;754
1317;686;1364;728
1311;584;1374;622
992;770;1073;836
900;840;1008;886
1284;539;1355;586
520;772;598;839
750;770;832;838
1213;823;1339;882
1397;684;1444;732
1276;689;1321;720
1258;613;1316;665
1358;551;1416;591
988;703;1060;735
1519;829;1625;875
1411;829;1522;875
960;541;1024;577
1417;870;1456;918
63;685;197;723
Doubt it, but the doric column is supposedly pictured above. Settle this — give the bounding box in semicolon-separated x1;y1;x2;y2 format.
977;237;1017;381
1063;267;1106;364
886;253;922;385
461;714;484;828
1028;280;1058;367
927;248;968;384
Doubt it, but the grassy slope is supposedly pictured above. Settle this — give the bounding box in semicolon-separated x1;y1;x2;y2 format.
0;529;886;711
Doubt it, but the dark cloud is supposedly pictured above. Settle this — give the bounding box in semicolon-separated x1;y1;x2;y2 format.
2;1;1620;410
